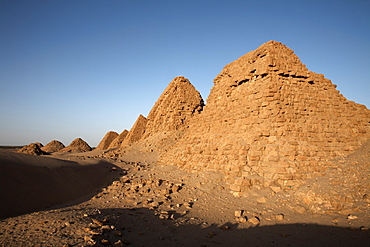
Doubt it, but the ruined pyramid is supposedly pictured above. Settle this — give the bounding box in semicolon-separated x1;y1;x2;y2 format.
61;138;92;153
108;130;129;149
41;140;65;153
99;76;204;156
142;76;204;139
95;131;119;150
120;115;148;147
159;41;370;195
17;143;45;155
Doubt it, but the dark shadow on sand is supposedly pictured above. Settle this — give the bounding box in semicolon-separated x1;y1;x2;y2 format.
86;207;370;247
0;150;124;219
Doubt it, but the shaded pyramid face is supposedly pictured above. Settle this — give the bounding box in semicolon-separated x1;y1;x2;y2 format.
120;115;148;147
143;76;204;139
108;130;129;149
61;138;92;153
159;41;370;195
41;140;65;153
96;131;119;150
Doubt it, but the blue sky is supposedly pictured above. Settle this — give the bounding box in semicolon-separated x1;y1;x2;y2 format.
0;0;369;146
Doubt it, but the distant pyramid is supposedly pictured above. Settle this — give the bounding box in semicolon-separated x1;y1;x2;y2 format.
17;143;45;155
108;130;129;149
61;138;92;153
120;115;148;147
41;140;65;152
142;76;204;139
159;41;370;195
95;131;119;150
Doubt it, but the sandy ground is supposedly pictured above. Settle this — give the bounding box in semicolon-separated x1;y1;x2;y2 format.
0;147;369;246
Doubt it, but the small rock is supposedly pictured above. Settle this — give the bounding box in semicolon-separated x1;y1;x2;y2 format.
235;216;248;223
363;194;370;203
257;197;267;203
101;239;110;246
275;214;284;221
270;186;281;193
92;219;103;227
248;216;260;225
235;210;244;217
101;225;112;233
360;226;369;231
347;214;358;220
113;240;124;247
220;225;230;231
293;205;306;214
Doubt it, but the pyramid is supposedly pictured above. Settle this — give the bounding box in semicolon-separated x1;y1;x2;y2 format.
17;143;45;155
159;41;370;195
95;131;119;150
120;115;148;147
61;138;92;153
142;76;204;139
108;130;129;149
41;140;65;153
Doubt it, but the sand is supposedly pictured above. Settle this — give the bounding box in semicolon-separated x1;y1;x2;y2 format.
0;147;369;246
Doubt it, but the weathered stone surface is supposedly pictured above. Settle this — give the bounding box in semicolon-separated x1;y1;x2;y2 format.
108;130;128;149
142;76;204;139
96;131;119;150
60;138;92;153
17;143;45;155
121;115;148;147
159;40;370;195
41;140;65;153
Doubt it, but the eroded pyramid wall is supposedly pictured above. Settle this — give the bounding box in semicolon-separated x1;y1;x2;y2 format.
142;76;204;139
108;130;129;149
121;115;148;147
159;41;370;195
96;131;119;150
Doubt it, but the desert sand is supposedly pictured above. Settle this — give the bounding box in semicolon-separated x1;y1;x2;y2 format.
0;144;369;246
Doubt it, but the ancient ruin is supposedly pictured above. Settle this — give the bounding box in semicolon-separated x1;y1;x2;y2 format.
159;41;370;195
61;138;92;153
41;140;65;153
95;131;118;150
17;143;45;155
120;115;148;147
142;76;204;139
108;130;129;149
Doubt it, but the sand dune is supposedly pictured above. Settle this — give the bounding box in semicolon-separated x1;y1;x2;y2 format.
0;150;120;219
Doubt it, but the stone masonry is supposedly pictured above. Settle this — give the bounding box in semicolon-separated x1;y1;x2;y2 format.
121;115;148;147
159;41;370;195
141;76;204;140
108;130;129;149
95;131;118;150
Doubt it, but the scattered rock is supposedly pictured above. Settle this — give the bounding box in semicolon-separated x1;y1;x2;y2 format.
248;216;260;225
275;214;284;221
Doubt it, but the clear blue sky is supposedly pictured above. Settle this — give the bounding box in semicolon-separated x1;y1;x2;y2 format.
1;0;369;146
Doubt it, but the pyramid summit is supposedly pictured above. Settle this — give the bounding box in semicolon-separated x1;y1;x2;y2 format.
159;41;370;195
95;131;118;150
143;76;204;139
61;138;92;153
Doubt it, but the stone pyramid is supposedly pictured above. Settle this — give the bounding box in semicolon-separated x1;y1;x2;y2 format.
142;76;204;139
41;140;65;153
120;115;148;147
159;41;370;195
61;138;92;153
108;130;129;149
95;131;119;150
17;143;45;155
